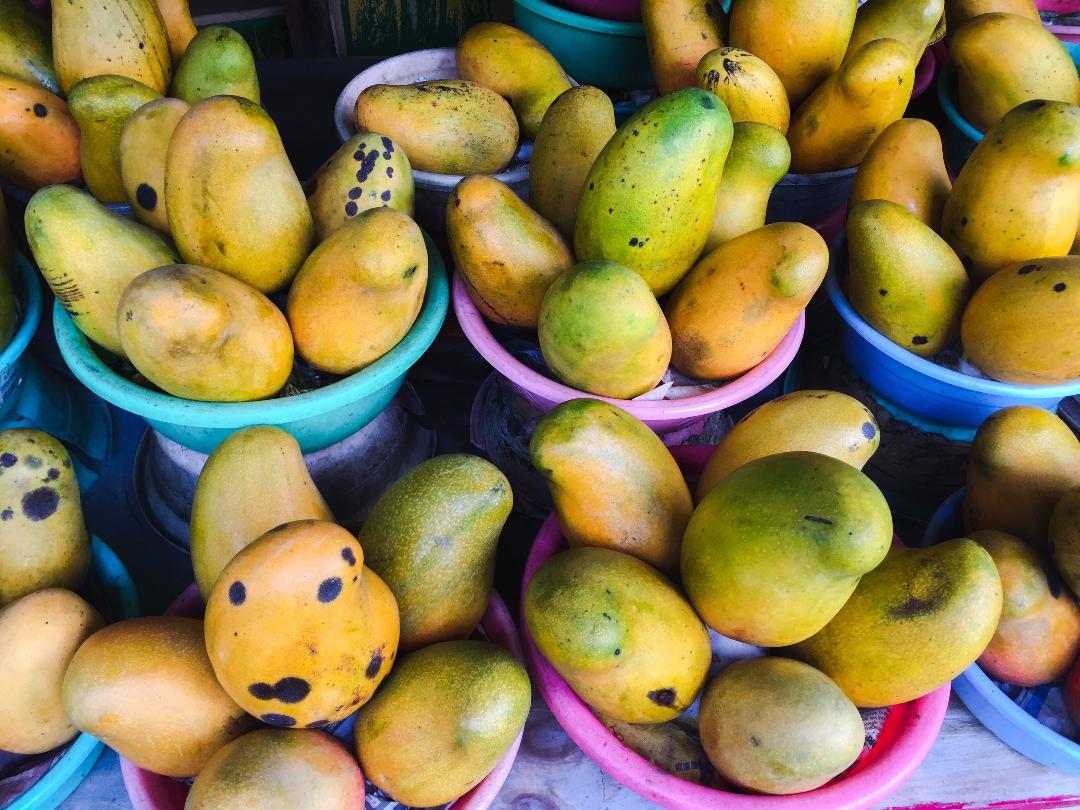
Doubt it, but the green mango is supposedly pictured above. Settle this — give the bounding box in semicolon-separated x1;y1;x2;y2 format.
0;0;59;94
574;88;733;295
357;454;512;652
172;26;260;105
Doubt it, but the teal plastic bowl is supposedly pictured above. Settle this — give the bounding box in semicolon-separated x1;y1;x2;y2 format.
0;254;44;424
53;232;449;455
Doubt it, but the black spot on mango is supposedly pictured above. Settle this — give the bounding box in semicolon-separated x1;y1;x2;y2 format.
317;577;342;603
21;487;59;521
260;713;296;727
647;688;677;707
228;581;246;605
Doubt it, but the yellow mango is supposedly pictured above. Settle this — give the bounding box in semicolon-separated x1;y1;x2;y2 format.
696;47;790;134
844;0;944;65
945;0;1040;32
152;0;197;62
119;97;189;232
0;75;81;190
643;0;727;94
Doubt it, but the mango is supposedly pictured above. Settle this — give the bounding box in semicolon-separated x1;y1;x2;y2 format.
847;199;970;358
119;97;189;232
970;530;1080;686
665;222;827;380
153;0;197;62
946;0;1039;29
355;80;519;175
448;174;573;328
172;25;261;105
849;118;952;226
354;641;530;807
961;257;1080;385
0;429;91;607
117;264;294;402
696;47;790;134
789;38;916;174
190;426;334;600
964;406;1080;548
598;716;716;786
0;75;81;190
699;657;864;794
940;100;1080;285
358;454;511;652
845;0;944;66
186;729;366;810
574;88;732;295
697;390;879;501
791;540;1003;707
166;95;314;293
705;121;790;251
1051;488;1080;596
537;260;671;398
643;0;727;94
456;21;572;139
287;206;427;375
307;130;414;242
530;399;693;576
729;0;858;105
205;520;399;728
524;546;711;722
0;0;59;93
0;589;103;754
529;86;616;240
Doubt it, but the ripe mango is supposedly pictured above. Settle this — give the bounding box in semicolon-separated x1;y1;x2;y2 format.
1051;488;1080;596
173;26;260;105
0;429;91;607
287;207;427;375
153;0;197;63
117;264;294;402
964;406;1080;548
355;80;519;175
940;100;1080;285
574;88;732;295
643;0;727;94
665;222;827;380
119;97;189;232
0;75;81;190
524;547;711;723
0;0;59;93
537;261;671;399
357;454;512;652
448;174;573;328
844;0;944;67
530;399;693;576
696;47;790;134
354;641;530;807
945;0;1039;29
697;390;879;501
790;540;1003;707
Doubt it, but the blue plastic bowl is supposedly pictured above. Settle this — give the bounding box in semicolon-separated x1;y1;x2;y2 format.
54;231;449;455
923;490;1080;774
0;254;44;424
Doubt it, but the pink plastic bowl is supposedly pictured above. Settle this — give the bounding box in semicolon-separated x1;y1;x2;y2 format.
558;0;641;21
120;583;525;810
912;46;937;99
519;443;951;810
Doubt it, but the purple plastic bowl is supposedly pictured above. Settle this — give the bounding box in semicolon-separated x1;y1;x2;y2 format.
557;0;641;21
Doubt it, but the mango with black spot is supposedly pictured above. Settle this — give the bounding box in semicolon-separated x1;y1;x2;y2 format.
172;25;260;104
697;47;789;134
119;97;189;232
843;0;943;68
0;0;59;93
0;429;91;607
643;0;727;95
1051;488;1080;596
0;75;81;191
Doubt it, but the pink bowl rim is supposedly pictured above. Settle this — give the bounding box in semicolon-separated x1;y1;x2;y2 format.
120;583;525;810
518;444;951;810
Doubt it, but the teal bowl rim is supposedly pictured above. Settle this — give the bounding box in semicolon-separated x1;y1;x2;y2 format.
53;230;449;428
1;253;43;372
513;0;645;36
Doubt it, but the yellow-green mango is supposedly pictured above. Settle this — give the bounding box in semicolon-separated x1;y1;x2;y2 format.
643;0;727;94
696;47;790;134
0;0;59;93
153;0;197;63
789;38;916;174
941;100;1080;284
847;199;970;358
62;616;254;777
0;588;103;754
166;95;314;293
964;406;1080;548
524;546;710;723
119;97;189;232
844;0;944;66
952;14;1079;134
574;88;733;295
529;86;616;240
0;75;82;191
705;121;790;251
0;429;91;607
448;174;573;328
530;399;693;576
961;256;1080;385
172;25;261;105
697;390;879;501
52;0;171;94
354;640;530;807
537;260;671;399
946;0;1039;29
683;451;891;646
665;222;828;380
849;118;952;226
190;426;334;600
456;21;572;139
307;130;414;243
357;454;512;652
67;75;162;203
790;540;1003;707
1051;488;1080;596
287;206;427;375
729;0;858;105
117;264;294;402
699;657;864;795
355;80;519;175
